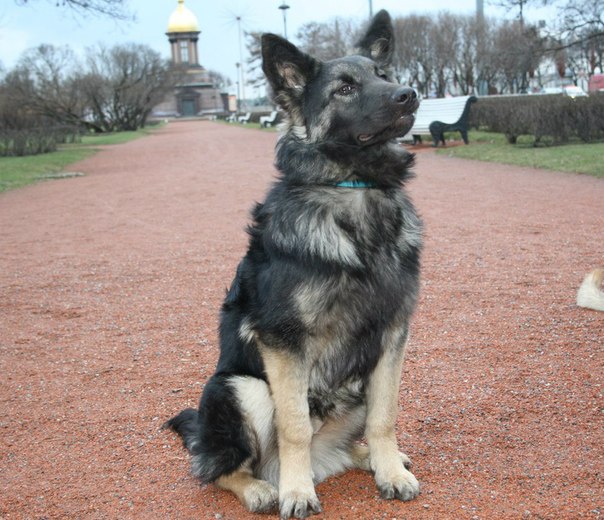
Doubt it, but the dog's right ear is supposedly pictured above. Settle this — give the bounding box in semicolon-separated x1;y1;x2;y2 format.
261;34;319;110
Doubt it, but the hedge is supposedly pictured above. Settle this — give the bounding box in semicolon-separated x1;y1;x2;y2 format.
469;93;604;145
0;126;82;157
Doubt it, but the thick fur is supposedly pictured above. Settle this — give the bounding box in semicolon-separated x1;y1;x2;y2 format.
577;268;604;311
166;10;422;519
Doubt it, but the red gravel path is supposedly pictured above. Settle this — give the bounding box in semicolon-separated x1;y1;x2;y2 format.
1;120;602;519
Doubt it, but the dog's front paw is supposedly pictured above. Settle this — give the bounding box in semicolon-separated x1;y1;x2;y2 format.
243;479;279;513
376;467;420;502
279;489;322;519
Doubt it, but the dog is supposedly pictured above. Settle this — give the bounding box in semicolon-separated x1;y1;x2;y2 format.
577;269;604;311
165;10;422;519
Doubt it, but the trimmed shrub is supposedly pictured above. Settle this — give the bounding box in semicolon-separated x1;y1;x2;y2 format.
469;93;604;144
0;126;82;157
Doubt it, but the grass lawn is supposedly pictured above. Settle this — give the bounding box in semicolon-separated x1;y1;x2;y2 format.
0;128;158;193
438;131;604;178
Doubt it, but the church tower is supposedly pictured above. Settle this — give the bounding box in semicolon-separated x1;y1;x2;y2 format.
153;0;229;118
166;0;201;67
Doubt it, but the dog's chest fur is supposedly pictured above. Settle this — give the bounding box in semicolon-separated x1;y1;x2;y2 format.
254;184;420;418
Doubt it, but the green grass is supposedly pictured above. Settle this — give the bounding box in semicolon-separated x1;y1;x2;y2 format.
0;127;160;193
81;129;154;146
438;131;604;178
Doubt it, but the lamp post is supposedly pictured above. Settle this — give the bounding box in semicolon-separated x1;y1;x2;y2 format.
236;16;246;111
235;64;241;112
279;2;290;39
369;0;373;17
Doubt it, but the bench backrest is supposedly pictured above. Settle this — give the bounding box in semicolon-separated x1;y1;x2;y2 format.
411;96;475;132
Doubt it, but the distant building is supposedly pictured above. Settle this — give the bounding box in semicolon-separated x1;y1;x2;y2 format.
153;0;230;118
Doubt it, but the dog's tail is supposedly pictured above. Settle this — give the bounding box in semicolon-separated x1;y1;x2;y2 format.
163;408;201;453
577;268;604;311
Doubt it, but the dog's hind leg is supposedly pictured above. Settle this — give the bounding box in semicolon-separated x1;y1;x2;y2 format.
216;464;278;514
167;374;279;513
365;327;420;502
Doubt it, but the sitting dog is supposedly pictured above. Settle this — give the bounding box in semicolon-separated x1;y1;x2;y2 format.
166;10;422;518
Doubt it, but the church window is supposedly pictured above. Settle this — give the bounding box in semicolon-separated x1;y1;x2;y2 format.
180;41;189;63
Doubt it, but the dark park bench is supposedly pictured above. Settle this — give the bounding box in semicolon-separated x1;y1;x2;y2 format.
406;95;477;146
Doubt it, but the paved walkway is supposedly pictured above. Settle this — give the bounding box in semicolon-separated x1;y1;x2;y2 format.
1;121;602;519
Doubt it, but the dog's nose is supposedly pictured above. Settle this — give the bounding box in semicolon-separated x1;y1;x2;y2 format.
392;87;417;105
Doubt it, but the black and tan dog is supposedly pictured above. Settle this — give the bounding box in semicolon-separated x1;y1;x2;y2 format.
166;10;422;519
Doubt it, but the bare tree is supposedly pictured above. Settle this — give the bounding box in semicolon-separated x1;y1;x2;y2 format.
245;31;264;90
491;20;545;93
431;13;460;97
14;0;132;20
10;45;87;126
9;42;175;132
475;18;500;94
207;69;232;90
553;0;604;40
491;0;547;28
82;43;176;131
393;15;435;95
542;0;604;78
454;16;482;94
296;18;361;61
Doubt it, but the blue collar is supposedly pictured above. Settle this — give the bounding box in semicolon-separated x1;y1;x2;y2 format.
334;180;377;189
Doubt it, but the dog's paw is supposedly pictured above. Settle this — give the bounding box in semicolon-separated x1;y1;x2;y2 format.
376;467;420;502
399;451;413;471
243;479;279;513
279;489;322;519
354;445;413;473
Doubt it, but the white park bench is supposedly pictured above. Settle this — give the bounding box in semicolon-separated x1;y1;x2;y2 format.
404;95;477;146
238;112;252;124
259;111;279;128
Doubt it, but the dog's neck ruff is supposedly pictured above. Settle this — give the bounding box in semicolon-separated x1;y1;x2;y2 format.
334;180;377;189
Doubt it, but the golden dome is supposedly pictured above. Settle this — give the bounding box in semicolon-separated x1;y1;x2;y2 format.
167;0;199;33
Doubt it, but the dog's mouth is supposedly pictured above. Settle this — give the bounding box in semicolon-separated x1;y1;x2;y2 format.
357;100;419;145
358;115;415;143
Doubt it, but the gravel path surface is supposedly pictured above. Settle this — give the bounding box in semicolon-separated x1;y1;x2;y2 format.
1;120;602;519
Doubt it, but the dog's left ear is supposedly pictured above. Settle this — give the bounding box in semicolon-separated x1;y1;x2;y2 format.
356;10;395;67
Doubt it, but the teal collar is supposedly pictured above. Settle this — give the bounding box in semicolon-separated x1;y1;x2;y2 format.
334;180;377;189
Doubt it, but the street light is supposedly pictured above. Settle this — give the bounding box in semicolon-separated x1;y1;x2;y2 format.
236;16;246;110
279;2;290;39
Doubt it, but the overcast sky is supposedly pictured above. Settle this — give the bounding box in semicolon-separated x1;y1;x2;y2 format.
1;0;555;84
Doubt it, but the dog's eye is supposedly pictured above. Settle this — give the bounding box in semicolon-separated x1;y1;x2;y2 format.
337;84;356;96
376;69;388;80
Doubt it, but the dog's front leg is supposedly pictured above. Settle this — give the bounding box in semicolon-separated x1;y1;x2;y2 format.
261;348;321;519
365;328;420;501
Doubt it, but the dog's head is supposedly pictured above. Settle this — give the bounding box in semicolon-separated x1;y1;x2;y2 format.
262;10;418;147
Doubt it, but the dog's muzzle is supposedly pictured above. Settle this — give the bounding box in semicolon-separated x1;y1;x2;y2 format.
391;87;419;113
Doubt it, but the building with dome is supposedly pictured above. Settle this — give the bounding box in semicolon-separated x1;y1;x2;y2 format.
152;0;230;118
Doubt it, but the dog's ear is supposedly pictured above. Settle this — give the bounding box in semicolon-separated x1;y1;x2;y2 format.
356;10;395;67
262;34;319;112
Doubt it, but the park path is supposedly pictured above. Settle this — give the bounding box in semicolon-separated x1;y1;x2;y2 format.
1;120;602;519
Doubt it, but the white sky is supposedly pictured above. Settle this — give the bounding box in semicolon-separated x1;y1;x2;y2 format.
0;0;555;84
